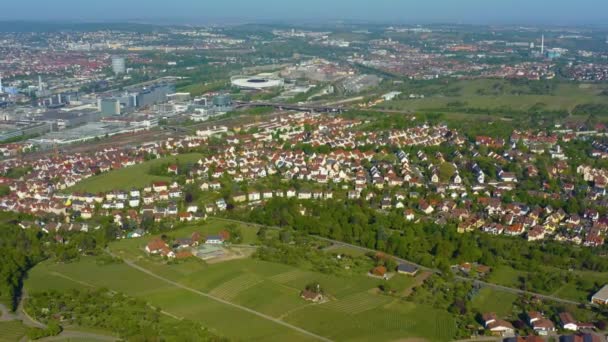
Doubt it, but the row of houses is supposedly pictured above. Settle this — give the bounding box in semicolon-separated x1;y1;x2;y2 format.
483;311;596;337
0;113;606;250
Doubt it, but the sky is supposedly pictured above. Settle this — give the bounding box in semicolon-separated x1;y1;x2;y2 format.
1;0;606;25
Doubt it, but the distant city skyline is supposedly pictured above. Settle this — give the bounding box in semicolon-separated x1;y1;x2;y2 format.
1;0;607;26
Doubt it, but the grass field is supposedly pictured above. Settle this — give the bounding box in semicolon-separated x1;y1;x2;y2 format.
25;224;457;341
471;288;518;318
550;268;608;302
324;245;368;257
0;321;28;342
486;265;525;289
285;300;456;342
67;153;203;193
486;265;607;303
377;79;608;114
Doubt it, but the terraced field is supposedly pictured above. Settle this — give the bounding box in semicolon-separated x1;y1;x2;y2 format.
0;321;28;342
209;274;263;300
321;292;392;314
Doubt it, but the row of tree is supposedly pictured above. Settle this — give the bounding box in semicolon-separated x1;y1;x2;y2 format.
230;198;608;293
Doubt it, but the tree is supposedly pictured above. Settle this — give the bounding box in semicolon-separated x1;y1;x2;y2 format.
384;258;398;272
46;321;62;336
226;224;242;244
305;282;323;294
279;230;292;243
379;283;394;294
257;227;268;241
185;192;194;203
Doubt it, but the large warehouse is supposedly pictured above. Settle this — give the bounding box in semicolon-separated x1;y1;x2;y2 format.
230;74;284;90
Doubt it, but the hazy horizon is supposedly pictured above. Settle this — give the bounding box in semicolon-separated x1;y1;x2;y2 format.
1;0;607;26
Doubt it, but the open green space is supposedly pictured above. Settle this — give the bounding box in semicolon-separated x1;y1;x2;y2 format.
67;153;203;193
551;269;608;302
377;79;608;114
471;288;518;317
486;265;526;289
324;245;368;257
25;223;458;342
0;321;28;342
486;265;607;303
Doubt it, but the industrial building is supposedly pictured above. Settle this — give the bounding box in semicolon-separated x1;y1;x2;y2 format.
98;93;138;116
212;94;232;107
136;83;175;108
187;94;234;122
30;118;157;147
100;98;121;116
167;93;191;103
39;109;101;129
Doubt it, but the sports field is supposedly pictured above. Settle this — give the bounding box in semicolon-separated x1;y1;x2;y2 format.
67;153;203;193
25;224;457;341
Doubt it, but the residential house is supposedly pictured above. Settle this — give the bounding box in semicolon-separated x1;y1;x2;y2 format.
298;191;312;200
233;192;247;203
396;263;418;276
152;182;168;192
248;191;261;202
206;234;225;245
559;312;578;331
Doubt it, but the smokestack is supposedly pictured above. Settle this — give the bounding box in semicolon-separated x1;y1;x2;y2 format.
541;34;545;55
38;75;43;92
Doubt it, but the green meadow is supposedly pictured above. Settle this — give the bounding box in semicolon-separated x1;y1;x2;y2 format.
67;153;203;193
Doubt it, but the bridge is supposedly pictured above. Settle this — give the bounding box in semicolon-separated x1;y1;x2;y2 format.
234;101;345;114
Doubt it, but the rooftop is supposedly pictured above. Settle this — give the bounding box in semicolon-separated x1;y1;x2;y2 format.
592;284;608;300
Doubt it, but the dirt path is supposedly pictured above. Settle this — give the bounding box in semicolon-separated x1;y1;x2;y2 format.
48;272;96;288
19;294;46;329
0;303;18;321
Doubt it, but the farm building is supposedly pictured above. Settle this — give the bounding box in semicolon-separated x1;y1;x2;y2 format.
300;290;324;303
